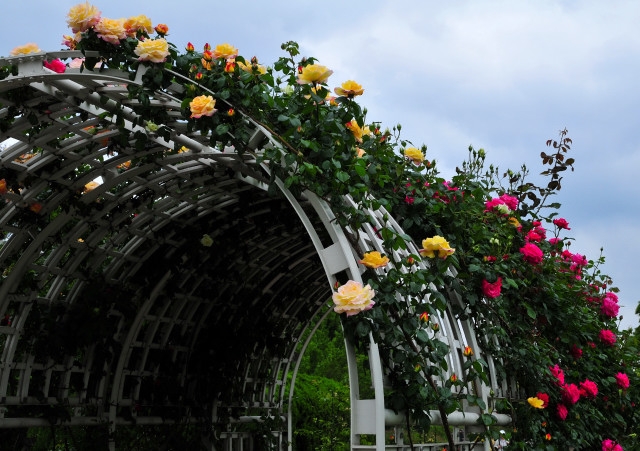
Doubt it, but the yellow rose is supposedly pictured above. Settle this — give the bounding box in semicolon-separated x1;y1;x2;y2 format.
404;147;425;164
334;80;364;98
297;64;333;85
359;251;390;268
237;59;266;75
10;43;42;56
134;38;169;63
419;236;455;259
332;280;375;316
189;95;217;118
94;18;126;45
66;1;101;33
527;397;544;409
346;120;370;143
124;15;153;36
212;43;238;60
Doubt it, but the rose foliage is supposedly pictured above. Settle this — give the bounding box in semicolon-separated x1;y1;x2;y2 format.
1;3;638;450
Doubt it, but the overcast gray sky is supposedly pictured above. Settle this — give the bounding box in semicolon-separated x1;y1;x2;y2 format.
2;0;639;329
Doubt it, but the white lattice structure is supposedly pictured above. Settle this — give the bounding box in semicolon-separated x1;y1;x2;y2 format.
0;51;508;450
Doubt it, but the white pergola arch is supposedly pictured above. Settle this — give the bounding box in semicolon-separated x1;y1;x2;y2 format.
0;51;508;450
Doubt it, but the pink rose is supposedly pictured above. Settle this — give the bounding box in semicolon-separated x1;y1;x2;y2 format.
484;197;505;212
526;229;544;242
602;439;624;451
482;277;502;298
484;194;517;214
43;58;66;73
548;237;562;246
604;292;619;303
572;253;588;266
553;218;571;230
533;225;547;240
69;58;84;69
499;194;518;210
549;364;565;385
570;344;582;360
615;372;630;390
520;242;543;264
599;329;617;346
579;379;598;398
561;383;580;405
556;403;568;421
601;296;620;318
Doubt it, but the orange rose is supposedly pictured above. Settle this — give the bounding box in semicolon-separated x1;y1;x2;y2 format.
154;24;169;36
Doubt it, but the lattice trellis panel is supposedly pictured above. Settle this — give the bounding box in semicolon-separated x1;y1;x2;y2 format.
0;51;507;451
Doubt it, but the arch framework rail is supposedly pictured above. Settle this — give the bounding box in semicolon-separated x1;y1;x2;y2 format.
0;51;508;450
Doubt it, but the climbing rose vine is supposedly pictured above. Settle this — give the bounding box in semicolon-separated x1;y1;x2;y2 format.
1;3;637;450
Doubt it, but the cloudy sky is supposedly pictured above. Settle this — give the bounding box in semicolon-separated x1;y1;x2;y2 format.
2;0;639;329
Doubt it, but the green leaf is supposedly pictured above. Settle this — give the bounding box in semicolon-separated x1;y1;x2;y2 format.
354;164;367;178
215;124;229;136
336;171;350;183
355;320;370;338
525;304;537;319
479;413;496;426
284;153;297;166
415;329;430;345
504;277;518;289
289;117;301;127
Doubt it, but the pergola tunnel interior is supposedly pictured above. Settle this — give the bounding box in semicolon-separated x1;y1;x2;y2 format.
0;51;506;450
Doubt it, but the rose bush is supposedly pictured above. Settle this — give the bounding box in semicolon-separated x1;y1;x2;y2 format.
1;3;638;449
